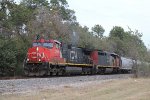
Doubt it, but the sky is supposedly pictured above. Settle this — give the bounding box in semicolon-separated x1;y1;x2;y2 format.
67;0;150;48
15;0;150;48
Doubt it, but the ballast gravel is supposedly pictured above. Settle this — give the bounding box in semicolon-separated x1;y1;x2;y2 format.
0;74;132;95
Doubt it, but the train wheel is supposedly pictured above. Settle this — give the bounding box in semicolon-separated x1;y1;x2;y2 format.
28;72;34;76
23;66;31;76
35;72;40;76
24;70;29;76
99;68;106;74
88;70;92;75
47;65;52;76
52;67;57;76
57;67;64;76
82;68;86;75
39;70;46;76
112;68;119;74
62;68;66;76
58;70;62;76
91;65;97;75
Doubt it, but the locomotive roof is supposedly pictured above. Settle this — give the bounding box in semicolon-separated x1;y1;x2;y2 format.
110;53;120;56
98;50;120;57
33;39;61;44
54;40;61;44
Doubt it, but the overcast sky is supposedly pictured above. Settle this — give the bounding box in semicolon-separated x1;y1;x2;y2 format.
15;0;150;48
67;0;150;48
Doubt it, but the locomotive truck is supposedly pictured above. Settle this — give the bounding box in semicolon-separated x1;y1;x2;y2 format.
23;38;131;76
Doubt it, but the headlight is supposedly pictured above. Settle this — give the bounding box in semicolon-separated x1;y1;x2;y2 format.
39;59;41;62
27;59;29;61
36;47;39;51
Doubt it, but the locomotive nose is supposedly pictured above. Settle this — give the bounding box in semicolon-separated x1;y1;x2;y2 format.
27;46;46;62
35;47;45;61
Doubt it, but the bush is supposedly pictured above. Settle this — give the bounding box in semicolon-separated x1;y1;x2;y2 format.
133;62;150;78
0;38;17;76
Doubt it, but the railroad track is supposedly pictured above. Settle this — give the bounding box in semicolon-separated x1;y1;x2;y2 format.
0;72;131;80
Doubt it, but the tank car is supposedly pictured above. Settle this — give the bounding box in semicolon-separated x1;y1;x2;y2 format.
120;57;134;73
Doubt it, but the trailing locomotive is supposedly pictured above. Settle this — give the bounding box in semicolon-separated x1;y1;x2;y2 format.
23;38;130;76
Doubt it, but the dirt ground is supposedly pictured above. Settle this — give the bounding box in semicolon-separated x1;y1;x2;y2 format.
1;78;150;100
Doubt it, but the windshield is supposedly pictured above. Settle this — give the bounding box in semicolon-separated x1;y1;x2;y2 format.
43;43;53;48
33;43;42;47
33;42;53;48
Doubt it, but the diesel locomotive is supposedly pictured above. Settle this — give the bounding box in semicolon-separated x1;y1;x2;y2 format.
23;38;128;76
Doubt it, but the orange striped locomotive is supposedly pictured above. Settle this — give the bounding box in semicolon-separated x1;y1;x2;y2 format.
23;38;122;76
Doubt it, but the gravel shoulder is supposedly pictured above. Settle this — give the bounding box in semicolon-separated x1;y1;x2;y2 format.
0;74;131;95
1;76;150;100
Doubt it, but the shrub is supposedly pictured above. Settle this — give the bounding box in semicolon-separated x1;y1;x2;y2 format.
0;38;17;76
133;62;150;78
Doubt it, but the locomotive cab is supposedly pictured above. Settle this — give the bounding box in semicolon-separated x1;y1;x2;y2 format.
24;38;65;76
26;39;64;63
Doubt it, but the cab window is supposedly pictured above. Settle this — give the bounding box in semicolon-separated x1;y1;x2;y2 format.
33;43;42;47
43;42;53;48
55;43;60;49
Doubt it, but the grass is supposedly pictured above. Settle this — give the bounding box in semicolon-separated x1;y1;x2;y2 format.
1;78;150;100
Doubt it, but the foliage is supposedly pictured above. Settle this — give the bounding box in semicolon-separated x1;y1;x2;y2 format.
0;36;17;75
0;0;149;76
133;62;150;78
108;26;147;60
21;0;49;8
50;0;76;22
91;24;105;39
109;26;125;40
75;25;95;49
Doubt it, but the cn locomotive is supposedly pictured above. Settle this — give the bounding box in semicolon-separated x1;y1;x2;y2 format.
23;38;131;76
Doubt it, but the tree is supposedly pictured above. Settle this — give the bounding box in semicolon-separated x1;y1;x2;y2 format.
92;24;105;38
1;1;15;28
109;26;125;40
50;0;76;22
21;0;49;8
108;26;147;59
27;6;73;43
0;1;34;76
0;36;17;76
9;4;33;32
25;0;78;42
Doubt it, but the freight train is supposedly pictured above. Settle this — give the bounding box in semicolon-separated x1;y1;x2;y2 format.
23;38;133;76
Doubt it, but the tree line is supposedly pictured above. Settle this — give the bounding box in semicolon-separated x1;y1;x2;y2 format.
0;0;150;76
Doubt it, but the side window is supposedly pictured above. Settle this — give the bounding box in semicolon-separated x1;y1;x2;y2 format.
98;52;104;56
55;43;60;49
